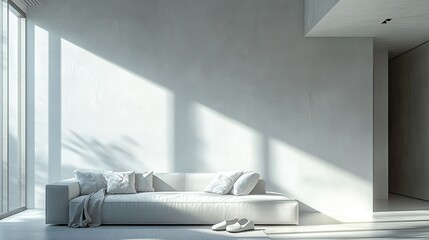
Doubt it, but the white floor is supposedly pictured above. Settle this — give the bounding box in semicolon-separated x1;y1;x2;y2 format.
2;193;429;240
0;210;269;240
374;193;429;212
267;193;429;239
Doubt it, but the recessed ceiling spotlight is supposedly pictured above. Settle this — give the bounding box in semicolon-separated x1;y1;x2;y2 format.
381;18;392;24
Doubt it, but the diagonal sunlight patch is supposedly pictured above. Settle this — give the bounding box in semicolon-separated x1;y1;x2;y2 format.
268;138;373;222
192;103;262;172
372;210;429;222
0;210;44;223
60;39;174;177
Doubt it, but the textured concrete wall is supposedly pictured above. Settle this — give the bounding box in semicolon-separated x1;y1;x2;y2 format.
304;0;339;35
27;0;373;221
374;49;388;199
389;42;429;200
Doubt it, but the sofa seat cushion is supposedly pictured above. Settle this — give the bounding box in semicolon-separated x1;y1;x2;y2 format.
69;192;298;225
72;191;289;204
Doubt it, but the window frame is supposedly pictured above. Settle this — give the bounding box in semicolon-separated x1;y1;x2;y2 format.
0;0;26;219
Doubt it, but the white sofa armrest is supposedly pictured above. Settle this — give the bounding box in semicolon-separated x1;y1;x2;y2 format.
45;178;80;224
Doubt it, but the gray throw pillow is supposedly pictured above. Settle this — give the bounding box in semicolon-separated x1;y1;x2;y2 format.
135;171;155;192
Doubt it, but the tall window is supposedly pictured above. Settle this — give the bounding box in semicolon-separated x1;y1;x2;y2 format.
0;1;26;218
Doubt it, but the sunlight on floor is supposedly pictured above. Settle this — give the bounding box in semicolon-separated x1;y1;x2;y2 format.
0;209;44;223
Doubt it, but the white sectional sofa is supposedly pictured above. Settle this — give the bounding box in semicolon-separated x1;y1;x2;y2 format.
45;173;299;225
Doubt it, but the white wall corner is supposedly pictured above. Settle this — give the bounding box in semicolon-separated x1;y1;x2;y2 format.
11;0;27;14
304;0;339;36
373;49;389;200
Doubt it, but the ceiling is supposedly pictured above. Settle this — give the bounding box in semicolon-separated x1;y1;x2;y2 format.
306;0;429;59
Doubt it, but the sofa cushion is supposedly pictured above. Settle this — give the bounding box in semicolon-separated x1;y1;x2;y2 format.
249;179;266;195
184;173;266;194
74;170;107;195
184;173;217;191
231;171;260;196
204;171;243;194
153;173;185;191
69;191;298;224
104;171;137;194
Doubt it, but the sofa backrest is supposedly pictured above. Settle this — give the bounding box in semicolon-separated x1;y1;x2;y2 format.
153;173;266;194
153;173;185;191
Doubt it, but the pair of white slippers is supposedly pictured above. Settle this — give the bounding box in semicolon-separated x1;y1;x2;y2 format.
212;218;254;233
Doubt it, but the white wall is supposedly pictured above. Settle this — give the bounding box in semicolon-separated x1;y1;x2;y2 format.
389;42;429;201
26;0;373;221
373;49;388;199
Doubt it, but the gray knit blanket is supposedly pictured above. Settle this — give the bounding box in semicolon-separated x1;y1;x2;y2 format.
68;188;106;228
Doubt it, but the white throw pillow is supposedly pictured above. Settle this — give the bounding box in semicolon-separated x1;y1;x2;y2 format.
135;171;155;192
205;171;243;194
74;170;107;195
104;171;137;194
231;171;260;196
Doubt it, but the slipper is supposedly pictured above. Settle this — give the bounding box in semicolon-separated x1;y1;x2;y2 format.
226;218;254;233
212;218;238;231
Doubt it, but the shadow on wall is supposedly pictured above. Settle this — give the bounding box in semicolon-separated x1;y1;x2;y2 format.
62;131;142;173
26;0;373;221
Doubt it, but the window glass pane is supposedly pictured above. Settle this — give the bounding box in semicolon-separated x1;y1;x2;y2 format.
0;2;26;219
0;1;6;215
8;8;20;211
